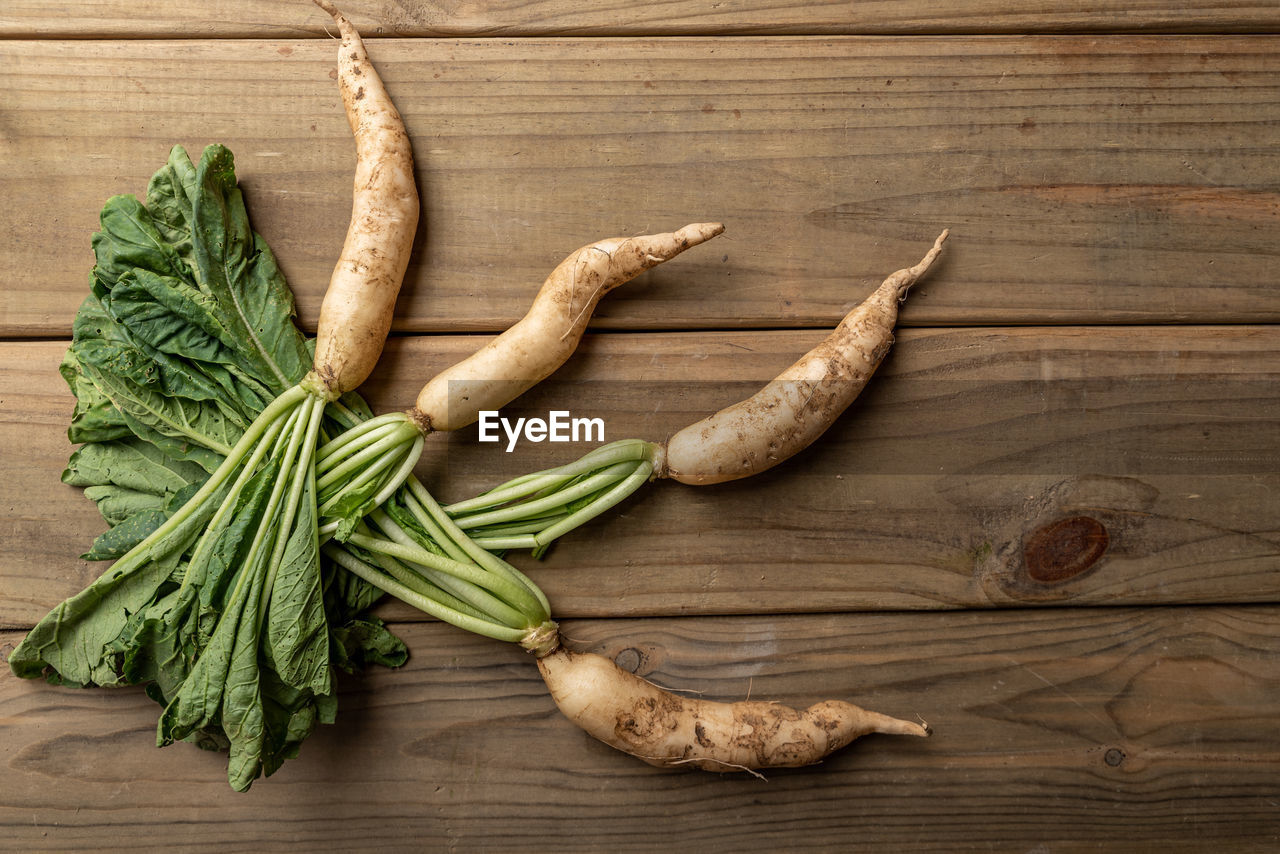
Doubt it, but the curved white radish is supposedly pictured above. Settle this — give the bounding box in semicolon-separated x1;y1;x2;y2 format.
308;0;419;398
409;222;724;433
535;643;928;772
658;230;948;484
441;232;951;554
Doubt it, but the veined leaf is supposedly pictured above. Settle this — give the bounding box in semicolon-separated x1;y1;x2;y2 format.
188;145;310;394
92;194;190;290
79;354;236;472
265;476;330;696
64;437;209;496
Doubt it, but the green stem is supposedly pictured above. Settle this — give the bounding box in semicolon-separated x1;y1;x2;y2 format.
177;405;292;597
405;478;552;619
369;433;424;510
470;533;538;551
260;395;326;616
317;443;405;516
98;384;310;585
323;545;525;644
363;547;492;622
343;531;545;623
467;512;571;539
443;439;656;515
452;461;638;530
316;425;411;492
532;460;652;547
315;412;409;465
240;399;313;623
367;511;528;628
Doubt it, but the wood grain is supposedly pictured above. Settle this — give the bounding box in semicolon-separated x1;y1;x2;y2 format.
3;607;1277;851
5;326;1277;628
3;0;1279;38
4;37;1280;336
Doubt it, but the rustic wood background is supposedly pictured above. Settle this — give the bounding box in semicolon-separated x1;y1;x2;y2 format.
2;2;1278;851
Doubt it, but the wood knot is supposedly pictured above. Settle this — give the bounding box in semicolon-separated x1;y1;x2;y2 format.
1023;516;1109;584
613;647;643;673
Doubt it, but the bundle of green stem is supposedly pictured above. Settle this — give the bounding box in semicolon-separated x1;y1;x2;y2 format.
444;439;658;557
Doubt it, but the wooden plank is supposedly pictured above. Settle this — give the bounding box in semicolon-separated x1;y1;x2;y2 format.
2;607;1278;850
3;0;1279;38
4;326;1277;628
3;36;1280;336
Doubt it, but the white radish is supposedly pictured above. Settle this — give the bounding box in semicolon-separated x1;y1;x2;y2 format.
658;230;948;484
307;0;419;398
312;223;724;533
535;642;928;772
408;222;725;433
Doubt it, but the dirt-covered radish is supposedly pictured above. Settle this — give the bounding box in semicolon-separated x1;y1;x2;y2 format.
660;229;948;484
411;222;724;433
309;0;419;397
313;222;723;534
444;232;949;553
538;647;928;772
325;520;932;774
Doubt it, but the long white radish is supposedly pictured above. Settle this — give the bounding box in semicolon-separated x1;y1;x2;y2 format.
408;222;724;433
658;230;948;484
308;0;419;398
536;643;928;772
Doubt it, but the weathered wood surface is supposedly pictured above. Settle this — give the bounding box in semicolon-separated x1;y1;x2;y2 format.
3;608;1278;851
5;326;1277;629
3;6;1278;849
4;0;1280;38
4;36;1280;336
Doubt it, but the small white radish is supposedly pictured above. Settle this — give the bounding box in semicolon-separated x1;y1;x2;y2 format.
534;641;928;772
657;230;948;484
307;0;419;398
408;222;724;433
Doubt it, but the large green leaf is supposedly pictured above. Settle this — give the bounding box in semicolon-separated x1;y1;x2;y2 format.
264;477;331;696
186;145;311;394
64;437;209;495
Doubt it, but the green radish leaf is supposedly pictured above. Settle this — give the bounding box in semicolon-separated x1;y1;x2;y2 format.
82;509;170;560
188;145;310;393
10;544;186;687
105;271;273;421
105;584;193;697
77;354;235;472
265;477;331;696
322;545;387;618
16;143;411;794
82;485;167;526
145;145;199;266
91;194;191;290
330;617;408;673
64;437;209;497
323;475;389;543
158;542;268;791
60;326;132;444
157;461;278;790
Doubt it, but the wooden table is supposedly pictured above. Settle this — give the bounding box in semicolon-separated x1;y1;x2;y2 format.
2;2;1278;850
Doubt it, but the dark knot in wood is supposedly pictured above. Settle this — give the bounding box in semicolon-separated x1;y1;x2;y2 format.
1023;516;1109;584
